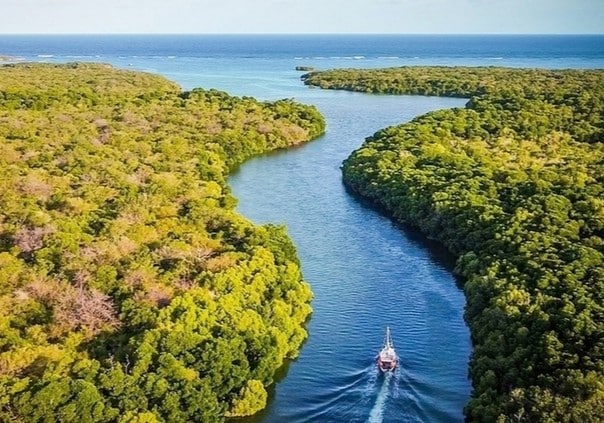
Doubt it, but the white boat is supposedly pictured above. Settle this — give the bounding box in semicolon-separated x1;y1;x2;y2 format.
377;326;397;372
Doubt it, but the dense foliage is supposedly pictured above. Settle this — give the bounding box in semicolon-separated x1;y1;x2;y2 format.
0;63;325;422
305;67;604;422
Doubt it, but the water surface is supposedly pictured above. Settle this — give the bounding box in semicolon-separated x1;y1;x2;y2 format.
230;90;469;422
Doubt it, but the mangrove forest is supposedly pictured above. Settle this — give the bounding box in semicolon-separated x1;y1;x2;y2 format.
304;66;604;422
0;63;325;422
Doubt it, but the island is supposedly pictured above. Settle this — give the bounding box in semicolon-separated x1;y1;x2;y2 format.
303;66;604;422
0;63;325;422
295;66;315;72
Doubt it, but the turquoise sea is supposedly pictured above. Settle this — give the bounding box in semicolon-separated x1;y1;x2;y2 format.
1;35;602;422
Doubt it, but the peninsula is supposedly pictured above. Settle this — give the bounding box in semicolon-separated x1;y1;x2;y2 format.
0;63;325;422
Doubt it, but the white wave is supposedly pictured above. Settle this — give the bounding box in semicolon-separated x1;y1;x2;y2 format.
367;372;392;423
353;55;365;59
360;364;379;401
37;54;54;58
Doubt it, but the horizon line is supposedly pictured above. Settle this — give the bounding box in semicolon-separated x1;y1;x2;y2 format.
1;32;603;36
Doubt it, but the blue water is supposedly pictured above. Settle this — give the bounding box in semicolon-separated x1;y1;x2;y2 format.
1;35;603;98
2;35;601;422
230;90;468;422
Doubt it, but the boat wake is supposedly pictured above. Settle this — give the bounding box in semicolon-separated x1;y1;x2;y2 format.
303;364;379;422
367;372;393;423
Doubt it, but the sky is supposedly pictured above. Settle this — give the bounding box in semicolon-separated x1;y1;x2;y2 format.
0;0;602;34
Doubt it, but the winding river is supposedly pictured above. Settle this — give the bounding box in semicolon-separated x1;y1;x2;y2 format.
4;33;601;423
230;89;470;422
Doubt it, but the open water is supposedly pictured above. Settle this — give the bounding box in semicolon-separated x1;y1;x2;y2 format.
1;35;602;422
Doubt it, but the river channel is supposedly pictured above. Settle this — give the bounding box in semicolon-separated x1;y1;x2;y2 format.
230;89;469;422
3;32;601;423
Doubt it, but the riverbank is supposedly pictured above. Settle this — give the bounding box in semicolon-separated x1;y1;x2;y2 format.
0;63;325;422
305;66;604;422
229;90;470;422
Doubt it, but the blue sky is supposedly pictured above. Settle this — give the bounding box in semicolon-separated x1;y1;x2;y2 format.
1;0;602;34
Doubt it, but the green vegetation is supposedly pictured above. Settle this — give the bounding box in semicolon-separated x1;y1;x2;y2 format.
0;63;325;422
305;67;604;422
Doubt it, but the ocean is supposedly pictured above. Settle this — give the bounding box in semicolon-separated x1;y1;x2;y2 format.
1;34;603;97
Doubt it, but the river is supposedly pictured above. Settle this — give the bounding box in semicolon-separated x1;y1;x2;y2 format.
230;89;469;422
3;33;602;423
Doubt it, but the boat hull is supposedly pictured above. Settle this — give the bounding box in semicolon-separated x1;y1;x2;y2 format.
377;357;397;372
